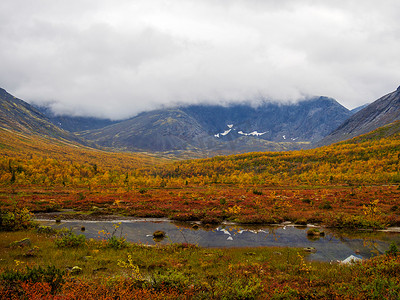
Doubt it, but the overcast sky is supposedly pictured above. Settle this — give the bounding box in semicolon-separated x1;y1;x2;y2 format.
1;0;399;119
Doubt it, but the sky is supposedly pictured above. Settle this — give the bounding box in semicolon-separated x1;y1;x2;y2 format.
1;0;400;120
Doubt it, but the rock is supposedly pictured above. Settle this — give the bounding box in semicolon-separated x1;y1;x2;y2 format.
69;266;83;275
307;228;325;236
10;238;32;248
306;224;318;228
341;255;362;264
303;247;317;253
81;256;93;262
37;226;57;234
153;230;166;238
24;246;40;257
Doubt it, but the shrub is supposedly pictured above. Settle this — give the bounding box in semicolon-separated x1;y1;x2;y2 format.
201;216;222;225
295;218;308;225
37;226;58;235
235;214;276;224
319;201;332;210
326;213;387;229
301;198;312;204
1;265;65;294
55;229;86;248
386;242;398;256
252;189;263;195
170;212;203;222
0;207;35;231
138;188;147;194
106;236;128;249
99;223;128;249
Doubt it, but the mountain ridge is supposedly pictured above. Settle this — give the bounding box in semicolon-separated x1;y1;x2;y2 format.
317;85;400;146
78;97;352;153
0;88;90;145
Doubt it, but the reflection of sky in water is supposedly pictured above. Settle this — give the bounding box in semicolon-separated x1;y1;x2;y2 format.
38;220;400;262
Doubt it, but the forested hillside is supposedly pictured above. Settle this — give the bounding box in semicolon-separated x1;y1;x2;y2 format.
1;122;399;228
2;121;399;188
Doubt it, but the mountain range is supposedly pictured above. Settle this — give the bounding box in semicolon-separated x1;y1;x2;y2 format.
76;97;352;153
1;85;400;155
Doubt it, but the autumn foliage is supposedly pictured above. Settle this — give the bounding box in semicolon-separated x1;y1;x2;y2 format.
1;124;400;228
1;123;400;298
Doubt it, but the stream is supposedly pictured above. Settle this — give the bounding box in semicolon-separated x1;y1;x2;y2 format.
37;218;400;262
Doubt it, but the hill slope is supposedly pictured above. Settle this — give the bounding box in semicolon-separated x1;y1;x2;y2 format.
78;108;214;152
0;88;88;145
318;86;400;146
146;120;400;186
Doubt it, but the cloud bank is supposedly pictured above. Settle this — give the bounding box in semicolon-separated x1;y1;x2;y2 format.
1;0;400;119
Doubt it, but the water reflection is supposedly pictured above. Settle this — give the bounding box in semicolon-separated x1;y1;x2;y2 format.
37;219;400;262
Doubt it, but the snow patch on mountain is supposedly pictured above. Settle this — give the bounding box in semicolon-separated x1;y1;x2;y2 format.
215;124;234;138
238;131;267;136
215;124;267;138
214;129;231;138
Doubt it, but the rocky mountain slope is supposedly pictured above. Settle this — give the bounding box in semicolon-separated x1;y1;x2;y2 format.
318;86;400;146
181;97;351;143
0;88;89;145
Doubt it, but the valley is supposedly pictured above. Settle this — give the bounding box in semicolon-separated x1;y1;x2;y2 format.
1;87;400;298
2;1;400;297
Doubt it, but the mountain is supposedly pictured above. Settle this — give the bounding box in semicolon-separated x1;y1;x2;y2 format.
79;97;352;153
181;97;351;143
34;105;118;132
0;88;89;145
318;86;400;146
2;86;354;154
79;108;213;152
342;120;400;144
350;103;369;114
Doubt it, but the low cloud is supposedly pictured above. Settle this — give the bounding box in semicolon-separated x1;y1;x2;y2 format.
1;0;399;119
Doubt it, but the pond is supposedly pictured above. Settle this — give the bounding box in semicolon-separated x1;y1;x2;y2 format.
37;218;400;262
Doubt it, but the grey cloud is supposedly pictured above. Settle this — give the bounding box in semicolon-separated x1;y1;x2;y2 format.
0;0;399;119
